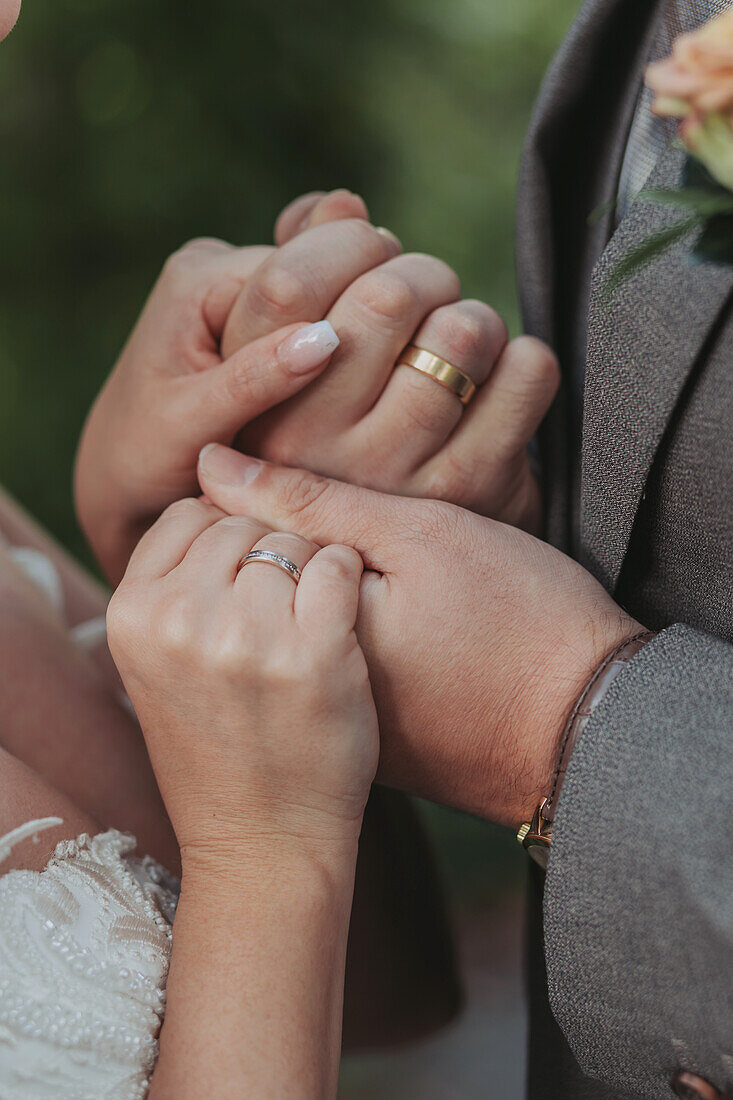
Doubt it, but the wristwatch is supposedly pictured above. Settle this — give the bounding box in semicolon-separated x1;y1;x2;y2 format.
517;631;657;869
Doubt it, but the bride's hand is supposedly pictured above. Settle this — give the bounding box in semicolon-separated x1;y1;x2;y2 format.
77;188;557;587
74;223;396;585
109;494;379;1098
106;497;379;864
222;190;560;534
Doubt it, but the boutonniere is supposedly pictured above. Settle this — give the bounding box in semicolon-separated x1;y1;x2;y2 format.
605;9;733;295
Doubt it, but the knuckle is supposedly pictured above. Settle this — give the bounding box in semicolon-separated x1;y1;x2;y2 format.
279;532;316;555
211;624;250;677
433;312;485;364
355;269;421;327
433;308;484;355
339;217;387;253
316;552;355;584
215;514;266;541
422;446;484;506
334;544;362;569
321;190;369;221
404;252;461;298
274;468;332;520
456;300;508;355
235;634;307;687
267;650;312;688
106;588;139;650
257;427;307;469
423;301;507;367
178;236;227;254
511;336;561;391
259;531;314;559
249;262;312;321
157;597;196;656
162;238;225;280
422;454;477;506
162;497;207;523
256;427;301;468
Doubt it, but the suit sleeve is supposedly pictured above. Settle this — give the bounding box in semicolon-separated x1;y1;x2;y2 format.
543;623;733;1099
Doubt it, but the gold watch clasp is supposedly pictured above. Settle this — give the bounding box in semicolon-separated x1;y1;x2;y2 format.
517;797;553;870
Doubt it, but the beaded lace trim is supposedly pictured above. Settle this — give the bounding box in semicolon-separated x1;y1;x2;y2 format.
0;828;179;1099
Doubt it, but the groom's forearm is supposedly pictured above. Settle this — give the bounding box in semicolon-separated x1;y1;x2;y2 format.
150;844;358;1100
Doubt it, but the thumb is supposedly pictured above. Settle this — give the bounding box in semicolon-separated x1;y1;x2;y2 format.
197;445;402;569
193;320;339;441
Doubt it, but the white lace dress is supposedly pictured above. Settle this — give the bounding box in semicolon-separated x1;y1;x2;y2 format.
0;825;179;1099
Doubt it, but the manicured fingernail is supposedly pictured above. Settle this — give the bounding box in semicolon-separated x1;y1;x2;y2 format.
198;444;262;486
376;226;401;249
281;320;339;374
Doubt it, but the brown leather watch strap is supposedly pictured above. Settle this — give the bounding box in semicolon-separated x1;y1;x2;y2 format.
542;631;657;824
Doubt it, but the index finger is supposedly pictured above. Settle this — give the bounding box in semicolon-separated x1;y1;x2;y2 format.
220;218;401;358
123;498;225;582
274;192;327;245
275;189;369;246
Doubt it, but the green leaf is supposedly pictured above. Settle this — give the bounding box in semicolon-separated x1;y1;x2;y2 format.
601;217;700;302
587;197;618;227
692;214;733;266
639;187;733;218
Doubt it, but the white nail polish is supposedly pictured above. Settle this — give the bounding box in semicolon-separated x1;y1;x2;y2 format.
284;321;340;374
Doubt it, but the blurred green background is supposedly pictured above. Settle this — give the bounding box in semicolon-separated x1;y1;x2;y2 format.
0;0;579;915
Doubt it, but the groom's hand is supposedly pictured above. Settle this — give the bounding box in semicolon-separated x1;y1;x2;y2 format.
197;445;641;828
74;220;402;584
221;190;559;534
76;185;557;586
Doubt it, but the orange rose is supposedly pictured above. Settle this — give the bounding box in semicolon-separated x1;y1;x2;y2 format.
646;10;733;119
646;10;733;189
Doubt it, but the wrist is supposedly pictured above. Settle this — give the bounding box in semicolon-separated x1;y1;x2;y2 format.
517;625;655;867
75;472;145;584
179;839;359;939
180;832;361;895
507;612;645;828
74;430;149;583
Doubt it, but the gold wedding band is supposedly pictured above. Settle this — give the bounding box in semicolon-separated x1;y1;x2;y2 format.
397;345;477;406
238;550;302;584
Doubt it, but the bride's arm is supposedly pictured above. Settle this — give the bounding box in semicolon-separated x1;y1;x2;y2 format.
0;744;99;872
0;542;179;872
151;847;356;1098
108;498;380;1098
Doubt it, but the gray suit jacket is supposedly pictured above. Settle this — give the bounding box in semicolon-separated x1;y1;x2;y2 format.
516;1;733;1097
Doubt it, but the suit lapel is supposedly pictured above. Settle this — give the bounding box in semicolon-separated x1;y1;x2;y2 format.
517;0;662;551
581;146;733;591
